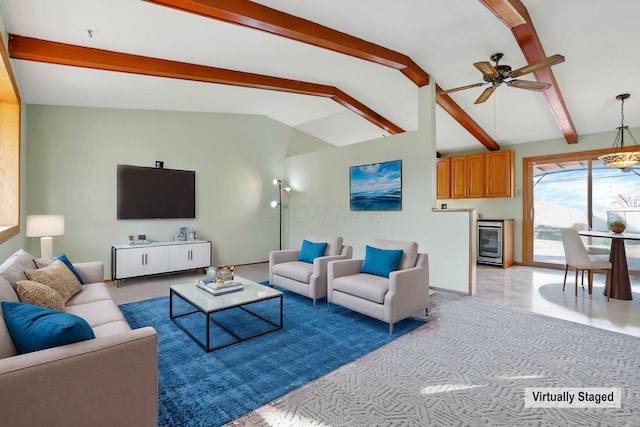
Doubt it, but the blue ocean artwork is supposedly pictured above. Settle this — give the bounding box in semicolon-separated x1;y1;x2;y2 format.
350;160;402;211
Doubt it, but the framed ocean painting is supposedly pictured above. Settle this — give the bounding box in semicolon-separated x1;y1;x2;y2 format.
349;160;402;211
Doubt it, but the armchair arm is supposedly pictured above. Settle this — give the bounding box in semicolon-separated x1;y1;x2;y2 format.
386;254;430;323
269;250;300;266
72;261;105;284
327;258;364;300
0;327;158;426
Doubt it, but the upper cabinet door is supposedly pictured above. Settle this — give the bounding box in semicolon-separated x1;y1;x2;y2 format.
466;154;484;198
485;150;514;198
451;156;468;198
436;158;451;199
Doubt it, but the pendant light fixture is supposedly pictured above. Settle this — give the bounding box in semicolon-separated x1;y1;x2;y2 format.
598;93;640;170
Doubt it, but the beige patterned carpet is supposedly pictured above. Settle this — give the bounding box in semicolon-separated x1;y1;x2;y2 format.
228;291;640;426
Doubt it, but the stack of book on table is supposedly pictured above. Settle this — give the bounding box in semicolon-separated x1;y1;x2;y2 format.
197;278;244;296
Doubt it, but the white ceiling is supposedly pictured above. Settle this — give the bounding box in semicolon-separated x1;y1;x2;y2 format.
1;0;640;153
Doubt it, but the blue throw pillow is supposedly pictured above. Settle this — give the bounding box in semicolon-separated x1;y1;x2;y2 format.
56;253;85;284
360;245;404;278
297;240;328;264
1;301;95;354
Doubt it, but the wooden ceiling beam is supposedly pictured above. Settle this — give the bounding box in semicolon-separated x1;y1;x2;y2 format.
143;0;429;87
480;0;578;144
436;85;500;151
8;34;403;135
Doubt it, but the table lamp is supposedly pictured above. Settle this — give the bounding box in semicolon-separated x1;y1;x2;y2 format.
26;215;65;259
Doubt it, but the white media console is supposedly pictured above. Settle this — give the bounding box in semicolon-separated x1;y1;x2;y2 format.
111;240;212;282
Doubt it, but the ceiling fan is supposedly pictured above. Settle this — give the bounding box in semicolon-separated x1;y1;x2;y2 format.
439;52;565;104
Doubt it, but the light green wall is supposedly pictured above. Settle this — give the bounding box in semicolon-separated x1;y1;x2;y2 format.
23;105;330;275
283;85;476;292
437;127;634;263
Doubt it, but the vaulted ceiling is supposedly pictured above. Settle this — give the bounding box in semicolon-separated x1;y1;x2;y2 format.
1;0;639;154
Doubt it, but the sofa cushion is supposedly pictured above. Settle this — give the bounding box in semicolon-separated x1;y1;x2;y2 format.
66;299;127;328
370;239;418;270
304;234;343;256
272;261;314;284
35;253;85;284
360;245;403;278
66;282;113;306
1;301;95;354
0;277;19;358
0;249;36;290
332;273;389;304
297;240;328;264
25;260;83;303
16;280;66;312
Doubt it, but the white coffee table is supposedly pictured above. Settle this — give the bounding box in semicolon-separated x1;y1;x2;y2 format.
169;276;283;352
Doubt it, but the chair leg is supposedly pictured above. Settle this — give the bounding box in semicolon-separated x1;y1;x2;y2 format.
312;299;317;308
575;269;579;297
389;323;394;335
563;265;569;291
606;270;612;302
588;270;593;295
581;270;585;288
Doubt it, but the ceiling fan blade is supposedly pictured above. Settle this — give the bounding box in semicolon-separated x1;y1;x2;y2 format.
474;86;497;104
473;61;498;77
507;79;552;91
438;82;486;95
509;54;565;77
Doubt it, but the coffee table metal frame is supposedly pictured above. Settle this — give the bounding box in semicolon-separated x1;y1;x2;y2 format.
169;279;283;352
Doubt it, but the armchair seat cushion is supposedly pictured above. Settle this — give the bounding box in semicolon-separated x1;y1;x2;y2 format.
332;273;389;304
271;261;314;284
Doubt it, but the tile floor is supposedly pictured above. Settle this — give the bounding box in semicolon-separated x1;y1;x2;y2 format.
108;262;640;338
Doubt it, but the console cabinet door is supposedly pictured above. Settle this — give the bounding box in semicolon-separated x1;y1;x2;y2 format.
169;245;192;271
168;242;211;271
114;246;169;279
140;246;170;276
115;247;146;279
189;242;211;268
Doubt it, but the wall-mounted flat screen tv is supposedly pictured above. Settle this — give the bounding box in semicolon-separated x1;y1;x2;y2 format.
117;164;196;219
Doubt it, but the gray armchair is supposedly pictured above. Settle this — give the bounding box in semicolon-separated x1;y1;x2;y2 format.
327;239;429;334
269;234;353;306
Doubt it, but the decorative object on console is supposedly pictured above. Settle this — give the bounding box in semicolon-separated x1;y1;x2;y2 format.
128;234;149;245
350;160;402;211
25;215;65;259
598;93;640;170
271;178;291;250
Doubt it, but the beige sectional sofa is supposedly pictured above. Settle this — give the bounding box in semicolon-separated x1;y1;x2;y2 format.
0;249;158;427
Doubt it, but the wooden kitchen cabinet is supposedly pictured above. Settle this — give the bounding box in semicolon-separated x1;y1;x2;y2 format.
485;150;514;198
438;150;514;199
436;157;451;199
451;153;484;198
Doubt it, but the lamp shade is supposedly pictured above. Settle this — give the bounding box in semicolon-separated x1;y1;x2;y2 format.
26;215;65;237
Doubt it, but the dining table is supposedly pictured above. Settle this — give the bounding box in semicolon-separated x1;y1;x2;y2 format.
578;230;638;300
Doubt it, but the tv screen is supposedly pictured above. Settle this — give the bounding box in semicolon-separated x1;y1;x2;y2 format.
117;165;196;219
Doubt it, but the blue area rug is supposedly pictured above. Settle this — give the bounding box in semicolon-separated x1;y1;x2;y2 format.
120;284;426;426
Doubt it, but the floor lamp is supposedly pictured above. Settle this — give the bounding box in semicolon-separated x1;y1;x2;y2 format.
26;215;65;259
271;179;291;250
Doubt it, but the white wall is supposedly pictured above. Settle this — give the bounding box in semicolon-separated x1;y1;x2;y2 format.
22;105;330;274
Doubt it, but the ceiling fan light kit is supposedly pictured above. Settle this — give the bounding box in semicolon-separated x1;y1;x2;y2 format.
439;52;565;104
598;93;640;170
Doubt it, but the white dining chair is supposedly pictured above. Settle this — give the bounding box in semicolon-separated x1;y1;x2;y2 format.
571;223;611;255
560;228;612;299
